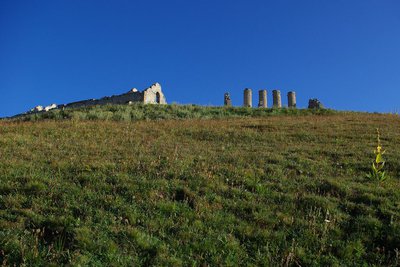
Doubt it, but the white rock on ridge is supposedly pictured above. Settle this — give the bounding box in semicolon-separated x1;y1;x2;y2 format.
44;104;57;112
28;104;57;114
30;106;44;112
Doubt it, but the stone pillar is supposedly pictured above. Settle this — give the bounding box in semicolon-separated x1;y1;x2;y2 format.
288;91;296;108
243;88;252;107
272;90;282;108
258;90;267;108
224;93;232;107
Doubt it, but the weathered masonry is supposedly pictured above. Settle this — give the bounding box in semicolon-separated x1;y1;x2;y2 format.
225;88;298;108
243;88;252;107
26;83;167;115
308;98;323;109
224;93;232;107
272;90;282;108
288;91;296;108
258;90;267;108
61;83;167;109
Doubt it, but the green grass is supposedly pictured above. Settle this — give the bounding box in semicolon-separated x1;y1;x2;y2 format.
10;103;337;122
1;104;399;266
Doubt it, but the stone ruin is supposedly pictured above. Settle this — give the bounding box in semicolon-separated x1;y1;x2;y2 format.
224;93;232;107
258;90;267;108
23;82;325;117
224;88;325;109
243;88;252;107
27;83;167;114
272;90;282;108
308;98;323;109
224;88;297;108
287;91;296;108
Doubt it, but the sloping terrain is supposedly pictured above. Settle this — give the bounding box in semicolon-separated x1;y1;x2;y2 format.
0;105;399;266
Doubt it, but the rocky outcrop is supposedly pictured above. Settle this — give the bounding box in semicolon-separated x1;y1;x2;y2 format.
29;104;57;113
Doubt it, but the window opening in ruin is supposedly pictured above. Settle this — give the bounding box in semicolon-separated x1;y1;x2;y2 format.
156;92;161;104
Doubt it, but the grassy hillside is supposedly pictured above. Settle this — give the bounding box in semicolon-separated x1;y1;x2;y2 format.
1;105;399;266
10;103;335;121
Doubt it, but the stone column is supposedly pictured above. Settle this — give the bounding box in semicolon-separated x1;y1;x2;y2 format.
272;90;282;108
258;90;267;108
224;93;232;107
288;91;296;108
243;88;252;107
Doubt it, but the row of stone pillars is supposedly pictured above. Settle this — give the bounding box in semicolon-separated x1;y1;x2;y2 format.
224;89;296;108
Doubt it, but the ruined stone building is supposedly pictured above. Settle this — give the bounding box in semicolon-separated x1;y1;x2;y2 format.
26;83;167;115
59;83;167;109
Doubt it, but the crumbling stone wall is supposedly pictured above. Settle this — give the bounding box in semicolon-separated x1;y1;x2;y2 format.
143;83;167;104
64;91;143;109
62;83;166;109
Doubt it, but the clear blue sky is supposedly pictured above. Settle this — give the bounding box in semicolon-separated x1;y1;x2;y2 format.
1;0;399;117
